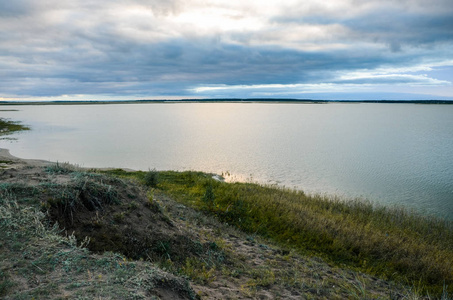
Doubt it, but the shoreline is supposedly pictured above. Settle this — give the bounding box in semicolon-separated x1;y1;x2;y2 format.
1;99;453;105
1;147;453;297
0;148;140;173
0;148;53;169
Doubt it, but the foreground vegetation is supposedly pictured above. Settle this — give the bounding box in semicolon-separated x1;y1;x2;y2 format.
0;183;199;299
104;169;453;297
2;164;418;299
5;162;448;298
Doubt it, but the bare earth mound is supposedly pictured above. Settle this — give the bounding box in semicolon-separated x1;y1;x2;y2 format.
0;155;200;299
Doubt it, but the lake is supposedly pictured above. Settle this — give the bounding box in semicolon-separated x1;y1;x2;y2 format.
2;102;453;219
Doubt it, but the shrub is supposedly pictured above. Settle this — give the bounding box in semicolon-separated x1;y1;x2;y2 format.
144;169;159;187
202;184;215;207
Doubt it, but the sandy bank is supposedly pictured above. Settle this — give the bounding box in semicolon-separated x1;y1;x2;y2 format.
0;148;139;172
0;148;52;169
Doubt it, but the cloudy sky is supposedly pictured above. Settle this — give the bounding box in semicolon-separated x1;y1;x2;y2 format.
1;0;452;101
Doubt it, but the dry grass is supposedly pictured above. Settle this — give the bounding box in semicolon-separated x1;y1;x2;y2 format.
0;172;200;299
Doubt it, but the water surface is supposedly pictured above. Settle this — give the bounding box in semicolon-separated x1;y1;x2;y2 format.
2;103;452;219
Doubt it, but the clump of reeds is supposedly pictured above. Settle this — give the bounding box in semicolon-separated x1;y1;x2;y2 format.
0;118;30;136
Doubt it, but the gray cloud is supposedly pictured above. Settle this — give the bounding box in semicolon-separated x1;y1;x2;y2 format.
0;0;452;100
271;0;453;51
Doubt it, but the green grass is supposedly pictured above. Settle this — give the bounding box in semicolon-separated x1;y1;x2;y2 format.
103;169;453;297
0;118;30;137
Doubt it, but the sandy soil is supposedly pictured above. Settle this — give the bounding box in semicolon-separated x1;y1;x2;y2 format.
0;148;52;168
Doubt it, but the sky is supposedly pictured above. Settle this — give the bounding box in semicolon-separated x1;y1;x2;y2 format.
1;0;452;101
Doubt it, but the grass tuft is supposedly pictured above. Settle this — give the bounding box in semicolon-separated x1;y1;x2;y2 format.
45;162;79;174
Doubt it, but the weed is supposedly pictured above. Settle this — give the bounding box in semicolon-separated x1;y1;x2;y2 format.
45;162;78;174
0;271;13;297
113;212;125;223
0;160;13;169
0;183;39;200
202;184;215;207
441;283;450;300
46;175;121;225
128;201;139;210
340;274;369;300
153;241;172;260
181;258;216;284
144;169;159;187
247;267;276;288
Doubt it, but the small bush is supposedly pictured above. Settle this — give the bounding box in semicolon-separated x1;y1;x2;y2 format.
202;184;215;207
0;271;13;297
144;169;159;187
45;162;78;174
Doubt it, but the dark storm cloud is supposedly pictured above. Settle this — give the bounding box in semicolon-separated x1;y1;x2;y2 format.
0;0;452;99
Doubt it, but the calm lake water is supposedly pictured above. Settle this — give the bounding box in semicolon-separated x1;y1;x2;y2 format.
2;103;453;219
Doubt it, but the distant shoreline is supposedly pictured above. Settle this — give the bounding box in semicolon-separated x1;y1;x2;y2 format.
1;99;453;105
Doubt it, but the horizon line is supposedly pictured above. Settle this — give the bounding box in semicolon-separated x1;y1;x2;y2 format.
1;98;453;105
